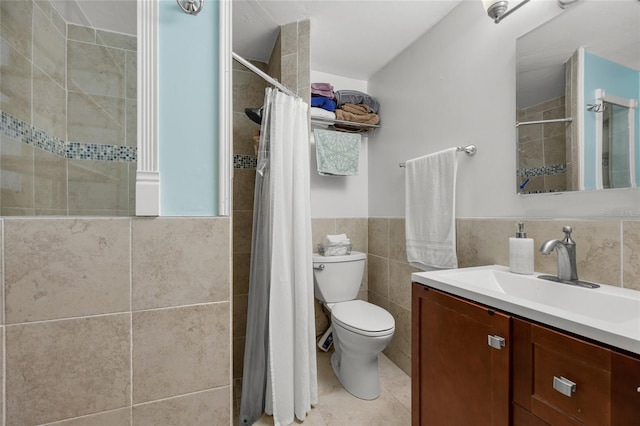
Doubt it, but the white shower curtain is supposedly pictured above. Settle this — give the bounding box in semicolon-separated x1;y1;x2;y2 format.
240;88;317;426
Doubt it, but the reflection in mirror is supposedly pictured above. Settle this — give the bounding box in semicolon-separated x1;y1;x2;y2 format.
516;0;639;194
0;0;137;216
598;96;637;189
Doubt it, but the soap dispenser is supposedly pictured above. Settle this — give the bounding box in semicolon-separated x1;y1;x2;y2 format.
509;222;534;275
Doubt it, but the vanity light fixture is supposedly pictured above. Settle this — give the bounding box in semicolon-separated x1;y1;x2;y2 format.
484;0;583;23
482;0;530;23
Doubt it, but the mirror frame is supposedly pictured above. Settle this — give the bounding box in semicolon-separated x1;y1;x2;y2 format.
135;0;232;216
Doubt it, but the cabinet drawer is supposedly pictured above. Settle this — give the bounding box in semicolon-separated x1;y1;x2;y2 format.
530;325;611;426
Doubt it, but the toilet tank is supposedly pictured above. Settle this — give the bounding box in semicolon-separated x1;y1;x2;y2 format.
312;251;366;303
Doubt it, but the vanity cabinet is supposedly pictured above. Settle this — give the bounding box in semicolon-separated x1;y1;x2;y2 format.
411;285;511;426
412;283;640;426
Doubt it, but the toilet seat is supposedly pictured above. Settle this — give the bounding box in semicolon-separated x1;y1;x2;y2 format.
331;300;395;337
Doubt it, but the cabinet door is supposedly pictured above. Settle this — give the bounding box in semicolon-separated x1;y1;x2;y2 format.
611;351;640;425
411;285;510;426
513;319;612;426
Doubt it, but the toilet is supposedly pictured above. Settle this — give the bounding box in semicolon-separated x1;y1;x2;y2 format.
312;251;395;400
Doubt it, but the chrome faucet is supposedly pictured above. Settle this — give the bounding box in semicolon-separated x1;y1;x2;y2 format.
539;226;578;281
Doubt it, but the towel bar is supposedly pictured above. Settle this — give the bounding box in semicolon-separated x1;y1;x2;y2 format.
399;144;476;167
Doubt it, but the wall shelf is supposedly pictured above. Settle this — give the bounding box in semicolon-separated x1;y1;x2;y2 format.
310;116;380;132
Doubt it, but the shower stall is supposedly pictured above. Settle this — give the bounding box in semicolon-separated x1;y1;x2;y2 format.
0;0;136;216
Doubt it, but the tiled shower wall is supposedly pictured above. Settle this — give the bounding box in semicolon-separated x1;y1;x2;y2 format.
231;58;267;411
0;0;136;216
0;217;232;425
367;216;640;376
516;96;568;194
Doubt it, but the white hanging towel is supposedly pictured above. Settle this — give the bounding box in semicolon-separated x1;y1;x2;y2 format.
405;147;459;269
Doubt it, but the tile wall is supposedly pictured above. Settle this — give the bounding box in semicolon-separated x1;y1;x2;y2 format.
516;96;569;194
367;218;421;376
231;57;267;412
0;0;136;216
0;217;232;425
367;216;640;377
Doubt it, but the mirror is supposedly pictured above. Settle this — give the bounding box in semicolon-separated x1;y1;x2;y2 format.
516;0;640;194
0;0;137;215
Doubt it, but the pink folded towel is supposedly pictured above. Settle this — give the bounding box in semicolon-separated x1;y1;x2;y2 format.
311;82;335;99
311;82;333;91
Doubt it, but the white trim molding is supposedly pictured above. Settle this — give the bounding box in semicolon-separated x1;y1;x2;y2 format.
218;0;232;216
136;0;160;216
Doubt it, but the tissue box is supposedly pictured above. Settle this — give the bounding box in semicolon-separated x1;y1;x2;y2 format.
317;243;352;256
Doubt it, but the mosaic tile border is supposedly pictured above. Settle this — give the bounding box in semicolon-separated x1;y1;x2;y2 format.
234;154;257;169
1;110;136;163
516;163;566;178
67;142;137;162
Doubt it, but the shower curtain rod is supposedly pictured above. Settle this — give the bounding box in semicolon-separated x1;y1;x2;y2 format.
232;52;300;99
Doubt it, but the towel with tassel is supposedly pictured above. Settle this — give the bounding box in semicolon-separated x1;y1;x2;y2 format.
405;148;459;269
314;129;360;176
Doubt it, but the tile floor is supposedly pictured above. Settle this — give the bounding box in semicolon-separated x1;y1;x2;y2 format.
250;350;411;425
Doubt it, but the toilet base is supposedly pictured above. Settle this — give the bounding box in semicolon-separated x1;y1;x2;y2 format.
330;341;383;400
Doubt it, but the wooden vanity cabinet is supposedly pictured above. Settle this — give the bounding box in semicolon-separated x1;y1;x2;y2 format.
411;284;511;426
412;283;640;426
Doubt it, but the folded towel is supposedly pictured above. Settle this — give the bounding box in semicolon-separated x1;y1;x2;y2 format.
325;234;350;244
314;129;361;176
310;96;336;112
405;148;459;269
311;83;335;99
335;90;380;113
312;83;334;91
310;107;336;120
335;108;380;125
339;103;372;115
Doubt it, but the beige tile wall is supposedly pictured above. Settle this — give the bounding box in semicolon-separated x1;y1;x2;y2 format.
458;218;640;290
1;217;232;425
231;58;264;412
367;218;420;376
0;0;137;217
367;217;640;378
516;96;568;193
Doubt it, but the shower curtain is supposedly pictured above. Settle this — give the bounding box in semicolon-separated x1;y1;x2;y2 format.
240;88;317;426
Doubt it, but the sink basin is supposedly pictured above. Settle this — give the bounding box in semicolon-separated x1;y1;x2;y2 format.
412;265;640;354
443;268;638;324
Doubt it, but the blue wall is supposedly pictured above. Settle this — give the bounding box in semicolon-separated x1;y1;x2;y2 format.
159;0;219;215
583;50;640;189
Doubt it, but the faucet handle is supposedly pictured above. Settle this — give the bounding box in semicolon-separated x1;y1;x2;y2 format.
562;226;575;244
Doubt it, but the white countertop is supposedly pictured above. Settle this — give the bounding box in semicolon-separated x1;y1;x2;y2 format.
412;265;640;355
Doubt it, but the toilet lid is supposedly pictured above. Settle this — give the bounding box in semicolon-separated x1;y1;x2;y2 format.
331;300;395;335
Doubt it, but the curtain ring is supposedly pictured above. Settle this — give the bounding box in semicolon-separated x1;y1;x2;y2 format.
176;0;204;15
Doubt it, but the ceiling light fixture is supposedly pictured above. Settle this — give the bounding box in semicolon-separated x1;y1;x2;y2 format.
483;0;530;23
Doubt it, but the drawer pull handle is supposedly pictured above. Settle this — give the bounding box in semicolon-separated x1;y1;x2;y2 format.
487;335;505;350
553;376;576;397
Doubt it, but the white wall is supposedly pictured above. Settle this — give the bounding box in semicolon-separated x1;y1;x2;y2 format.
368;0;640;219
309;70;369;218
